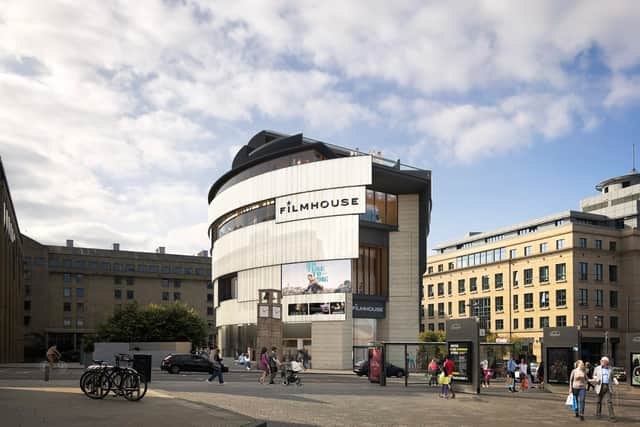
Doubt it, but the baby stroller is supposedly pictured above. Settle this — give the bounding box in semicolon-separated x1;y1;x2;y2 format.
280;360;303;386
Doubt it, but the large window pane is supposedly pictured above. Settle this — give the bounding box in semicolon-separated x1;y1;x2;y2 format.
374;192;386;223
386;194;397;226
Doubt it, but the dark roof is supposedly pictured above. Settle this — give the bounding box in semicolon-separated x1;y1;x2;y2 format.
0;155;22;243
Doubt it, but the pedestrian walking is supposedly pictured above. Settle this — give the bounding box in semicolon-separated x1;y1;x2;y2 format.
206;346;224;385
443;355;455;399
569;360;588;421
268;347;280;384
259;347;270;384
481;359;491;388
537;361;545;389
585;362;594;391
507;356;517;392
590;356;618;422
519;358;532;391
427;358;439;387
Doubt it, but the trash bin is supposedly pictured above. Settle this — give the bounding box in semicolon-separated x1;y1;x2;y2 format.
133;354;152;383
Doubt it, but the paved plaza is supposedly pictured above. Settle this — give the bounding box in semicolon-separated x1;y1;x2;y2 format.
1;368;639;426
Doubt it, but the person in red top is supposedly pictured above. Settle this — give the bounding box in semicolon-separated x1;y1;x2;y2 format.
442;356;456;399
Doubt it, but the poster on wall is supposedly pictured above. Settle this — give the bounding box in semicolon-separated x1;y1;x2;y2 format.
632;353;640;387
448;342;472;383
287;302;345;316
282;260;352;296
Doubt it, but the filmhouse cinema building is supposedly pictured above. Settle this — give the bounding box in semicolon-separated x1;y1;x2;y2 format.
208;131;431;369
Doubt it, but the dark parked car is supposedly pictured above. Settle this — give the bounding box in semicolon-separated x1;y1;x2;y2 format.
611;367;627;382
161;354;215;374
353;360;406;378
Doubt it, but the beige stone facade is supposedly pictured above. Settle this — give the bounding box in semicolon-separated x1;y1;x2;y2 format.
424;211;638;366
22;237;213;360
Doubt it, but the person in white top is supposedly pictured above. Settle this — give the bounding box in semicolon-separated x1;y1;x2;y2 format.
589;356;618;421
519;358;532;389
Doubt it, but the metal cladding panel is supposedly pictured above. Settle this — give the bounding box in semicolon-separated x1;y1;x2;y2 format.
216;299;257;327
543;326;580;348
212;215;359;282
209;155;372;224
237;266;281;303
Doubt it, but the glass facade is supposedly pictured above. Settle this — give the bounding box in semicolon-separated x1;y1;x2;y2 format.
456;247;506;269
352;246;388;297
360;190;398;226
211;199;276;244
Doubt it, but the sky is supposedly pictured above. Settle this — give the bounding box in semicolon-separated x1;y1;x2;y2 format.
1;1;640;255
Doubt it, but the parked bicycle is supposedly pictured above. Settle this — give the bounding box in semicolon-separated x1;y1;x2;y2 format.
80;354;147;401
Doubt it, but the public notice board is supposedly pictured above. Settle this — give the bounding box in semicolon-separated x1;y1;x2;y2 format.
448;342;472;383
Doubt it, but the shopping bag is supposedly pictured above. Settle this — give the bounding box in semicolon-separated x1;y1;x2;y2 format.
565;393;574;409
572;394;578;410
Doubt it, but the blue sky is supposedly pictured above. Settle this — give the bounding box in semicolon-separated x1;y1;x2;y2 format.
1;1;640;254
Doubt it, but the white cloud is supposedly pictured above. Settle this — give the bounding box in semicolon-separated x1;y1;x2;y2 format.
605;74;640;108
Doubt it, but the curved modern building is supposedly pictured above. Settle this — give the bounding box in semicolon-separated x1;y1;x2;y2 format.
208;131;431;369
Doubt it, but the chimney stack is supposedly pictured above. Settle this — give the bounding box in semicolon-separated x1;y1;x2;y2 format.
113;243;120;251
66;240;74;248
156;246;166;254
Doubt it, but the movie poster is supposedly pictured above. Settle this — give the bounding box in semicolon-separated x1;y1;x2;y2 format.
282;260;352;296
632;353;640;387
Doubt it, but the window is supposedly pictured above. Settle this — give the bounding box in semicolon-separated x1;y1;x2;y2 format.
539;266;549;283
113;263;122;272
556;263;566;281
207;307;214;316
174;279;182;288
579;262;588;280
24;316;31;326
63;273;72;282
556;315;567;327
556;239;565;250
540;317;549;328
513;271;519;287
174;292;181;301
101;262;112;271
610;291;618;308
495;296;504;312
76;319;85;328
458;301;465;315
524;246;532;256
161;279;170;288
513;318;519;329
580;315;589;328
495;273;503;289
594;264;603;281
427;284;434;298
556;289;567;307
24;301;31;311
125;264;134;272
609;241;616;251
63;287;71;297
609;265;617;282
610;316;618;329
126;277;135;286
76;303;84;313
437;323;445;332
63;302;71;312
482;275;490;291
578;289;588;306
470;277;477;292
524;293;533;309
458;279;465;294
437;282;444;296
360;190;397;226
524;318;534;329
513;295;519;310
594;315;603;328
595;239;602;249
63;319;71;328
207;293;214;302
540;242;548;253
114;276;122;285
76;288;84;298
595;289;603;307
427;304;434;317
437;264;443;273
448;301;452;316
448;262;454;270
524;269;533;285
162;291;169;301
437;303;445;316
495;319;504;330
353;246;389;297
428;323;434;331
427;266;433;274
126;290;134;300
114;289;122;299
579;238;587;248
539;291;549;308
447;281;452;296
161;266;170;274
207;281;214;290
509;249;517;259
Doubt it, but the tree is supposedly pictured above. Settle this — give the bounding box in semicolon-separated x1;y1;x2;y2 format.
419;330;445;343
95;302;207;346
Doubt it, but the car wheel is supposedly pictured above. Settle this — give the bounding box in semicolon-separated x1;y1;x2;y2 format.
397;370;404;378
170;365;180;374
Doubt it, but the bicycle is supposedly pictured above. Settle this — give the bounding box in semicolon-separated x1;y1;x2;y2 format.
80;354;147;401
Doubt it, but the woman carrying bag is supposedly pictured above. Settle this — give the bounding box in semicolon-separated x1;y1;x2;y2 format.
569;360;587;421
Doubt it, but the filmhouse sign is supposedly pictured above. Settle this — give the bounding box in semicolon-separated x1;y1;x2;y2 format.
275;186;366;224
3;201;16;243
